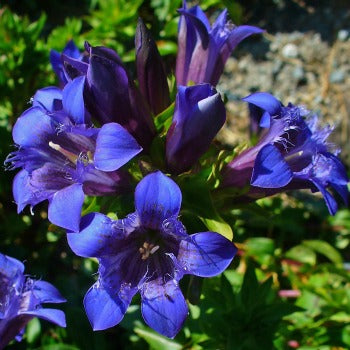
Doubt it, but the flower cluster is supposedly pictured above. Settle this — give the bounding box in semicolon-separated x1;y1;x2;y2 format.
0;253;66;349
5;0;349;343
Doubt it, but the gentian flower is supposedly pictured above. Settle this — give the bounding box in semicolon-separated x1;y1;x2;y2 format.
222;92;349;214
166;84;226;174
50;40;82;87
176;2;263;86
0;253;66;349
6;78;142;231
135;18;170;115
61;42;156;150
68;171;236;338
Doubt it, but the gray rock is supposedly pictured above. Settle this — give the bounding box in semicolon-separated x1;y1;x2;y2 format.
293;66;305;81
338;29;349;42
282;43;298;58
330;69;345;83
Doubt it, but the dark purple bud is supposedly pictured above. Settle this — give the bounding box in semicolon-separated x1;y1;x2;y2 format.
166;84;226;174
135;18;170;115
84;44;156;150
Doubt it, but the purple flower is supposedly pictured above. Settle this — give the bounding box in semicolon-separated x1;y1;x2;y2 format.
67;171;236;338
223;92;349;214
176;2;263;86
6;78;142;231
61;42;156;150
166;84;226;174
135;18;170;115
50;40;82;88
0;253;66;349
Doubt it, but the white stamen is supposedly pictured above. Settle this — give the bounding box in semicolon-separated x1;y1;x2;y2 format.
285;150;304;162
150;245;160;255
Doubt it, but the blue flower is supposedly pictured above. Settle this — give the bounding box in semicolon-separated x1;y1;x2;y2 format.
223;92;349;214
61;42;156;150
176;2;263;86
6;78;142;231
50;40;83;87
166;84;226;174
0;253;66;349
67;171;236;338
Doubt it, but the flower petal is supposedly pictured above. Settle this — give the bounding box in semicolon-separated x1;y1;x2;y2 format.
259;111;271;128
67;213;115;257
251;144;293;188
141;279;188;338
84;282;134;331
33;87;63;112
135;171;182;229
166;84;226;174
20;309;66;327
243;92;282;115
62;40;80;59
13;170;34;213
94;123;142;171
178;232;237;277
0;253;24;282
48;183;85;231
62;75;86;124
32;280;66;304
13;107;53;147
311;179;338;216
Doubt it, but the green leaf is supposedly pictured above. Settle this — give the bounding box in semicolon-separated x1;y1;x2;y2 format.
245;237;275;265
154;102;174;133
134;327;182;350
240;264;259;309
285;245;316;265
302;240;343;265
26;317;41;343
200;215;233;241
37;345;79;350
181;177;233;240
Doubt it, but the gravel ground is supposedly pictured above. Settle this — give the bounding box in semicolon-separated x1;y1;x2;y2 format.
217;1;350;166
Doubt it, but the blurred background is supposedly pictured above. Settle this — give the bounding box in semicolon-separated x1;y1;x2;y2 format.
0;0;349;349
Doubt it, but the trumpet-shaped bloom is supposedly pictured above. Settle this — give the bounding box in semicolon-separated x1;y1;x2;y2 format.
68;171;236;338
223;92;349;214
176;2;263;86
166;84;226;174
61;42;156;150
6;78;142;231
0;253;66;349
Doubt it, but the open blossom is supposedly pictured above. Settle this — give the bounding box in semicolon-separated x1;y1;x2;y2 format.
6;78;142;231
0;253;66;349
166;84;226;174
176;2;263;86
223;92;349;214
68;171;236;338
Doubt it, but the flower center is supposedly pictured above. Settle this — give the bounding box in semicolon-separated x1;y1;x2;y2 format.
48;141;93;165
138;242;160;260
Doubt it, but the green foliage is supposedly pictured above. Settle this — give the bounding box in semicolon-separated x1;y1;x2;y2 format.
0;1;349;349
0;8;51;123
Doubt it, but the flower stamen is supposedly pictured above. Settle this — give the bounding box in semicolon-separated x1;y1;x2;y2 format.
48;141;79;164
